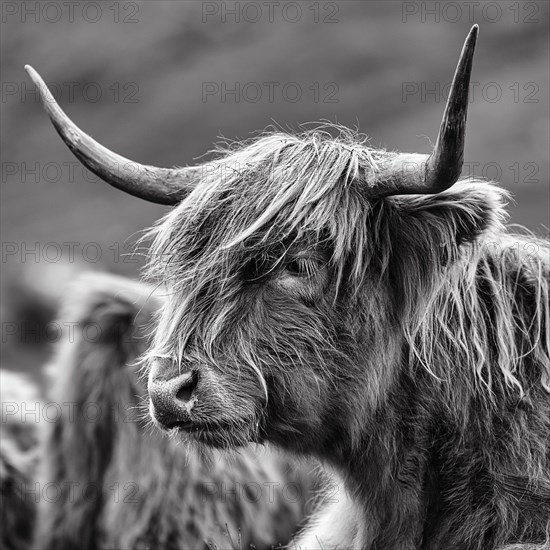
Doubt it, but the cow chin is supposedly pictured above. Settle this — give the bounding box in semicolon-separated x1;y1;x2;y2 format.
162;415;260;450
188;421;261;449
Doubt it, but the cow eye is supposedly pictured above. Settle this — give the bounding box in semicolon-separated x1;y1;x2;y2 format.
284;257;317;277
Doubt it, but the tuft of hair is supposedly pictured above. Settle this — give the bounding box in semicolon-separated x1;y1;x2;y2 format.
379;182;550;399
34;272;316;550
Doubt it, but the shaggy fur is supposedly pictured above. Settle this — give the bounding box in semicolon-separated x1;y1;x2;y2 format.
145;128;550;549
34;272;314;550
0;371;42;550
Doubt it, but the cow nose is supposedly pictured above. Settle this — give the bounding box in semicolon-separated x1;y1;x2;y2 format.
148;370;199;429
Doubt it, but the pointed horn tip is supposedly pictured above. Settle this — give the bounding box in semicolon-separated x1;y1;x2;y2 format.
465;24;479;48
24;65;61;116
24;65;47;90
452;25;478;80
24;64;39;80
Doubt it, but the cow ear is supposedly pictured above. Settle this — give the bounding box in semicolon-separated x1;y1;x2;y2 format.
386;181;507;265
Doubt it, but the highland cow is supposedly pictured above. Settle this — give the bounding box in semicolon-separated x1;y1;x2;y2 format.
27;25;550;549
34;273;314;550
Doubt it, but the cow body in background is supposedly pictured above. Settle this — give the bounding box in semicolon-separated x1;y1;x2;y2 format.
1;371;41;550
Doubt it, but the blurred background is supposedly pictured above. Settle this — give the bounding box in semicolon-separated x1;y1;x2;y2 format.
2;0;549;381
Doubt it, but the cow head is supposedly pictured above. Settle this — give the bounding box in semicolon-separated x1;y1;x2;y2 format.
27;27;500;457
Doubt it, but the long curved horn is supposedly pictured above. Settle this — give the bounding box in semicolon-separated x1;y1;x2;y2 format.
373;24;478;197
25;65;195;205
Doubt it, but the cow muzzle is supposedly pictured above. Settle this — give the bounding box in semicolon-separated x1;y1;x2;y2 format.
148;365;199;430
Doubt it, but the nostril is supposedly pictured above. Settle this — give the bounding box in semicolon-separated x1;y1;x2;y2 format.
175;370;199;403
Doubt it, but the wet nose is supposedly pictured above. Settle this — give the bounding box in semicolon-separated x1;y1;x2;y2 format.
148;370;199;429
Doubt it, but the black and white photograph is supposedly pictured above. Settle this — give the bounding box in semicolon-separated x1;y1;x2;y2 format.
1;1;549;549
